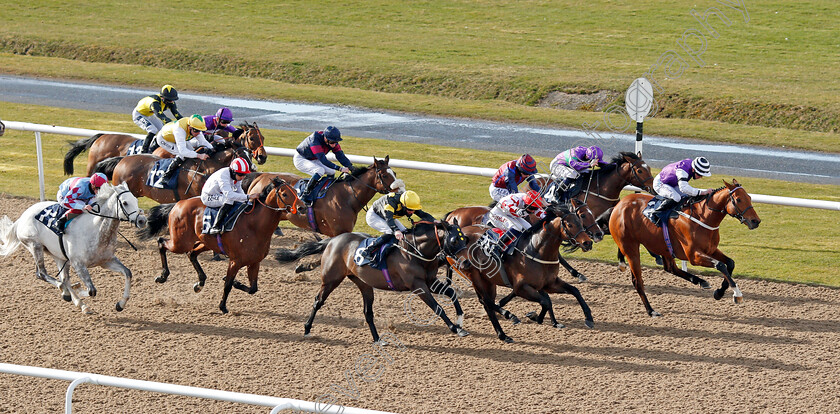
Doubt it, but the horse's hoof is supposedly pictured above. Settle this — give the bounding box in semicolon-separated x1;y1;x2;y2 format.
304;332;311;338
294;264;307;274
552;322;565;329
88;288;97;297
654;256;663;266
511;316;521;325
115;302;124;312
81;305;93;315
62;294;71;302
577;274;588;282
219;305;229;314
274;228;284;236
155;276;167;284
210;254;223;262
584;320;595;329
699;280;712;289
193;282;203;293
650;311;662;318
733;296;744;304
526;311;540;323
456;327;470;337
618;262;627;272
713;289;725;300
501;336;514;343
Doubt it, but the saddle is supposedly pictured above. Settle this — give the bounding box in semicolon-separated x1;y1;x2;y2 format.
543;178;584;204
201;202;249;234
125;139;144;156
145;158;180;189
642;196;681;226
474;228;514;287
34;204;69;235
353;237;397;270
293;176;337;205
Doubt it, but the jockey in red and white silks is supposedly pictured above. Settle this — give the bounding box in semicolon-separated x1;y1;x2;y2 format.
488;190;547;234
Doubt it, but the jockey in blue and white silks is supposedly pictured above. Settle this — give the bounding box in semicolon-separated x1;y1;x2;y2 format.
651;157;713;215
489;154;540;202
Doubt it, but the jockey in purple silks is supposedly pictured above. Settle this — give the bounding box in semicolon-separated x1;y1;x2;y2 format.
489;154;540;202
549;146;606;199
202;107;245;149
55;172;108;232
651;156;714;216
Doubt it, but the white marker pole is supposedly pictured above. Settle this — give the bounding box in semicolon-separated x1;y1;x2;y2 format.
625;78;654;157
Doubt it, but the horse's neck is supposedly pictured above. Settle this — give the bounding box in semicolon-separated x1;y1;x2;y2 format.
342;172;378;210
78;195;121;244
692;191;728;227
524;220;561;261
403;229;439;260
590;168;625;199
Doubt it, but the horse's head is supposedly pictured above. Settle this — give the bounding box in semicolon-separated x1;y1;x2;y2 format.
236;122;267;165
718;179;761;229
441;219;469;256
264;177;304;215
566;198;603;243
366;155;401;194
104;182;146;229
544;203;592;252
614;152;654;193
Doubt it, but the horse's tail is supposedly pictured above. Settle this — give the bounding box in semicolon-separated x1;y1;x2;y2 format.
137;203;174;240
63;134;103;175
0;215;21;257
274;239;330;263
94;156;124;181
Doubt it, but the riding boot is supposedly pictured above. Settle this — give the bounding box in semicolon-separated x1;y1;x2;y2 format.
56;215;69;234
141;132;156;153
651;198;678;225
209;204;233;234
499;229;522;256
365;233;394;257
161;157;184;181
301;173;321;204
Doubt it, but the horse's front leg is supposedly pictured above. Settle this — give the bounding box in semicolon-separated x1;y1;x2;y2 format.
55;257;89;314
410;280;468;337
219;261;245;314
429;277;464;328
231;262;260;295
101;257;132;312
494;291;522;324
708;250;739;303
155;237;171;283
558;254;587;282
516;284;564;329
73;262;97;298
544;278;595;328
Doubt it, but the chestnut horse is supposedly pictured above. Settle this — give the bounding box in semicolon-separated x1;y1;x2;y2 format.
94;146;253;204
137;177;303;313
63;122;268;176
275;220;469;343
443;197;602;282
452;203;594;342
246;156;401;236
609;179;761;317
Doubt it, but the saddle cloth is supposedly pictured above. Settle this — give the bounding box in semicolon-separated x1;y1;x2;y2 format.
125;139;144;156
353;237;397;270
145;158;180;189
201;202;249;234
543;179;583;204
642;196;680;226
294;176;337;205
34;204;69;235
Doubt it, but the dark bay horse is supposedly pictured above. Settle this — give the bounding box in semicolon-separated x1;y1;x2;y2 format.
137;177;303;313
609;179;761;317
452;204;594;343
275;221;469;343
64;122;268;176
246;156;401;236
444;197;603;282
94;146;253;204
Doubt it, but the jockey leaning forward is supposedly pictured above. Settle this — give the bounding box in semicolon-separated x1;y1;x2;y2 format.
293;126;355;203
135;85;183;153
489;154;540;202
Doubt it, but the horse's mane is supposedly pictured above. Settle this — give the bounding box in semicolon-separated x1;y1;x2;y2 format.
524;203;578;251
237;121;254;129
409;220;438;235
259;178;280;200
683;185;727;208
96;183;116;201
339;165;370;181
611;151;639;167
576;152;629;181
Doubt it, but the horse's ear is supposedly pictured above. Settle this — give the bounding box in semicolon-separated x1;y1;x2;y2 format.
373;156;379;164
384;155;390;163
732;178;739;186
452;218;459;226
723;179;732;188
636;151;642;158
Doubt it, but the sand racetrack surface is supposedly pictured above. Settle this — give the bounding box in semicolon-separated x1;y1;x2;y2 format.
0;194;838;413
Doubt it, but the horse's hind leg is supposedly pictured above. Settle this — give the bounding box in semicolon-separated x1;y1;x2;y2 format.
231;263;259;295
156;237;171;283
219;261;245;314
101;257;132;312
514;284;563;328
545;278;595;328
347;276;380;342
187;248;210;293
662;257;710;289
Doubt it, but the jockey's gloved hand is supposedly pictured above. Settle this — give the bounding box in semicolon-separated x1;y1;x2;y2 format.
196;146;211;155
348;165;360;175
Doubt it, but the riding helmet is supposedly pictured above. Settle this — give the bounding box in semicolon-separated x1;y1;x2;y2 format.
400;190;422;210
90;172;108;188
188;114;208;131
692;156;711;177
323;126;342;142
516;154;537;175
216;107;234;122
230;157;251;175
160;85;179;101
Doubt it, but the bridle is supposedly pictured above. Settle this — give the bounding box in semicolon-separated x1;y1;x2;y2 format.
398;221;464;262
707;185;754;224
237;124;265;156
566;199;602;238
88;189;144;227
541;208;587;249
622;157;653;192
252;180;301;215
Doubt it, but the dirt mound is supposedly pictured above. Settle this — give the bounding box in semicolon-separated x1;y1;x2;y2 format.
0;195;838;413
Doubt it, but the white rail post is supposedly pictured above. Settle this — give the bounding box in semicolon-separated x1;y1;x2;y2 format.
65;376;92;414
35;131;46;201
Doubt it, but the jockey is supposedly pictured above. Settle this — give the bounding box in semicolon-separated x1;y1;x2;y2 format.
55;172;109;232
489;154;540;202
156;114;213;181
651;156;713;216
203;107;245;150
294;126;355;203
488;190;547;253
201;157;258;234
135;85;183;153
364;190;435;256
549;146;605;199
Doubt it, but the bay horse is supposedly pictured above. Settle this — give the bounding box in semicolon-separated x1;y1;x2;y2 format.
137;177;303;314
609;179;761;317
0;183;147;313
443;197;603;282
63;122;268;176
275;220;469;343
94;146;254;204
246;156;402;236
452;203;594;342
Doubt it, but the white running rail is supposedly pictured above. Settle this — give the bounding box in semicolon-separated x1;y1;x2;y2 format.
6;121;840;211
0;363;394;414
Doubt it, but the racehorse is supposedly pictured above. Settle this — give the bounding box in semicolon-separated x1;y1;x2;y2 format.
63;121;268;176
451;203;594;342
0;183;147;313
137;177;302;314
443;197;603;282
246;156;402;236
609;179;761;317
94;146;254;204
275;220;469;343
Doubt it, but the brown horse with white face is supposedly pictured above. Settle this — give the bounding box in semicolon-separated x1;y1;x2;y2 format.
137;177;303;314
93;146;253;204
609;179;761;317
246;156;401;236
63;122;268;176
